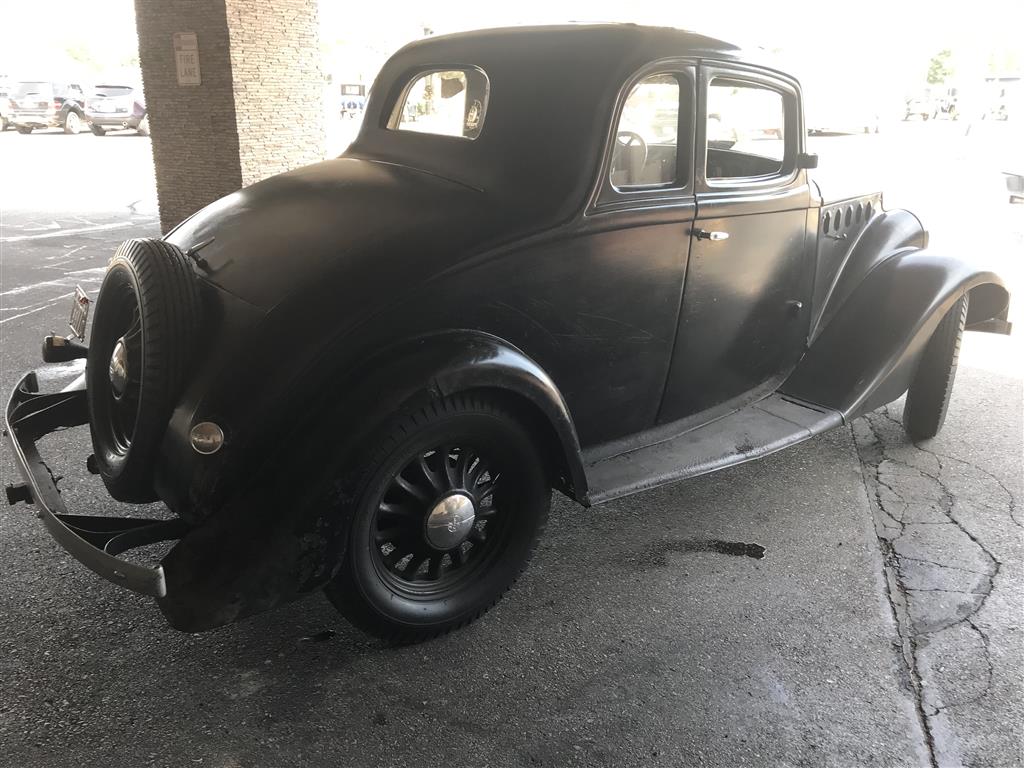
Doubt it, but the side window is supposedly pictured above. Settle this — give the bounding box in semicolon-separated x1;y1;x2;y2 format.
706;79;786;180
388;68;489;140
610;74;680;189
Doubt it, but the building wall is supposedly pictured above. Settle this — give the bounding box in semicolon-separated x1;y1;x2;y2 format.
134;0;325;232
225;0;326;187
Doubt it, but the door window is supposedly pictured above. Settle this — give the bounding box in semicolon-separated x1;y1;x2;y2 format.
610;74;680;189
706;79;786;180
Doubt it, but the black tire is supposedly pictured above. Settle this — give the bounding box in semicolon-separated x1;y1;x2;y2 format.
63;110;83;135
325;394;551;643
90;124;106;136
16;126;32;134
903;295;969;440
86;239;201;502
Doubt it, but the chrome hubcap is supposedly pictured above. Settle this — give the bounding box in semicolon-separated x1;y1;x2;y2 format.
109;337;129;398
424;492;476;550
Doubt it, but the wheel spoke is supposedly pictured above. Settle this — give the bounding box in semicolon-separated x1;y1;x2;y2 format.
379;500;418;518
467;457;488;488
383;547;409;569
441;445;459;489
476;507;498;519
404;554;427;579
468;528;486;545
417;453;445;493
375;526;410;544
394;474;431;503
426;556;443;580
449;547;464;568
476;473;500;502
455;449;473;488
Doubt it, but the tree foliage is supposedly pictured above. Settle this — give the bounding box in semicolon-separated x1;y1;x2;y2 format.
927;50;954;85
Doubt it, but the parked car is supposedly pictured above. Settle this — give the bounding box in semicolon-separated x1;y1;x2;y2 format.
931;87;959;120
85;84;148;135
8;81;87;133
5;25;1012;643
903;91;936;120
1005;171;1024;203
806;94;882;134
0;85;11;131
339;83;366;119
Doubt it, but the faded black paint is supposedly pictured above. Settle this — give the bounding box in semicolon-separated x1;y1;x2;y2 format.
4;24;1011;632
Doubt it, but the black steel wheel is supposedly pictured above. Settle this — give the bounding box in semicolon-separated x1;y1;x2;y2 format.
903;294;969;440
326;394;550;643
92;273;144;455
86;239;200;502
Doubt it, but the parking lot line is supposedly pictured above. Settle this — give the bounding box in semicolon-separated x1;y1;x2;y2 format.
0;220;141;243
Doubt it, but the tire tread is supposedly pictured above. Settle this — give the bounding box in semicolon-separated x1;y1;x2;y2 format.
903;295;969;440
86;239;201;501
325;393;550;645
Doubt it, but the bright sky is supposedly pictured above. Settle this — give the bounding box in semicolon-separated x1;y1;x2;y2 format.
1;0;1020;90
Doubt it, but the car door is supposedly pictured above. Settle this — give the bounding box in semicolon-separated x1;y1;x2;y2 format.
657;63;814;423
548;63;697;445
451;63;698;448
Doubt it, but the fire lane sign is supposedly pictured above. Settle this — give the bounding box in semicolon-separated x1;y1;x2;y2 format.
173;32;201;86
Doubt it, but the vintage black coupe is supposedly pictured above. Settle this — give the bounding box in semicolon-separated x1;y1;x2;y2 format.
5;25;1012;641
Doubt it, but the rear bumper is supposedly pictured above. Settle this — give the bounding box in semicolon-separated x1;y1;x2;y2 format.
4;371;187;598
87;114;141;129
11;113;59;128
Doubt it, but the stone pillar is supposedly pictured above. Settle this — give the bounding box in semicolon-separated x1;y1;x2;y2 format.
134;0;325;232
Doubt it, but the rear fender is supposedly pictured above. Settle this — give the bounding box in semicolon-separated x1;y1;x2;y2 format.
157;330;587;632
334;330;588;499
782;250;1009;420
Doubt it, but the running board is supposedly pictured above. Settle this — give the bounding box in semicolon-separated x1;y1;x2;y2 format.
582;394;843;505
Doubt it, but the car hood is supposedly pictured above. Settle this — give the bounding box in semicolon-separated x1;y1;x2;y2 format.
165;156;494;311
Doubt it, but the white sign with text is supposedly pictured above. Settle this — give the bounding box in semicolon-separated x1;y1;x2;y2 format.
173;32;201;86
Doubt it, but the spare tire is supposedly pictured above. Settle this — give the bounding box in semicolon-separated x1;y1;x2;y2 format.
86;239;201;502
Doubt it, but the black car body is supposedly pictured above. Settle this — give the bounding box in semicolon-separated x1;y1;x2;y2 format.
9;81;87;133
5;26;1012;638
84;84;148;135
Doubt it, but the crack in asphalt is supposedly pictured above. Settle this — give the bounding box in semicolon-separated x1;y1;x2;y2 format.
853;406;1015;767
894;555;993;576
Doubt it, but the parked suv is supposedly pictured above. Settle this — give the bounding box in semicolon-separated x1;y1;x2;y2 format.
85;85;148;135
0;84;11;131
8;81;87;134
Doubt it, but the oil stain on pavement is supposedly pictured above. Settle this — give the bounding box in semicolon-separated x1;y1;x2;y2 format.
620;538;766;569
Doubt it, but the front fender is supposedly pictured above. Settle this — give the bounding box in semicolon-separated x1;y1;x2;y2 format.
782;250;1009;420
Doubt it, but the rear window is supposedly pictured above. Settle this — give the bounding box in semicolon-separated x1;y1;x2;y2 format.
388;68;489;140
14;82;52;98
92;85;134;98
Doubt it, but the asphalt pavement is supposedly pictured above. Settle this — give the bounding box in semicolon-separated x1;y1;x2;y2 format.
0;124;1021;767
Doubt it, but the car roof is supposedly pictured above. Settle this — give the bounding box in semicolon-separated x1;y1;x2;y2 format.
405;23;742;59
348;24;750;238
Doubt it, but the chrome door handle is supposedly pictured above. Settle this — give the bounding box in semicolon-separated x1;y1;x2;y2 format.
695;229;729;241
